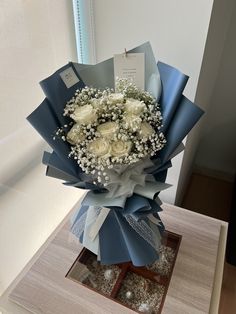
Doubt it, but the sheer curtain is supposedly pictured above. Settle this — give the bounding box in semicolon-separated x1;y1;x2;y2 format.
0;0;84;295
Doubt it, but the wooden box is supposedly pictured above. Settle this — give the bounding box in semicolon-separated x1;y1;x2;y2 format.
66;231;181;313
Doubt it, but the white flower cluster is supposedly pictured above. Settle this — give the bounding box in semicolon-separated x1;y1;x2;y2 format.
57;79;166;185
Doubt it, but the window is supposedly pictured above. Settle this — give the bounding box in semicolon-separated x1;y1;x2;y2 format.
72;0;96;64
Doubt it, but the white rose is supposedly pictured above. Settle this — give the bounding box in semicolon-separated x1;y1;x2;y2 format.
88;138;111;157
66;124;85;145
108;93;124;105
124;98;146;115
123;114;142;131
139;122;155;138
97;122;119;138
111;140;132;157
71;104;97;125
90;98;101;108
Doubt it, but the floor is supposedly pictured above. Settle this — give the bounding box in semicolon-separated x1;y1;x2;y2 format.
182;173;235;314
182;173;233;221
219;262;236;313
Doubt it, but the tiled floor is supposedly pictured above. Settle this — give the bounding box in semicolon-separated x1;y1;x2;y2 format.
182;173;236;314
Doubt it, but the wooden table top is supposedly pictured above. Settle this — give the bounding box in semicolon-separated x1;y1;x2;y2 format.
0;202;227;314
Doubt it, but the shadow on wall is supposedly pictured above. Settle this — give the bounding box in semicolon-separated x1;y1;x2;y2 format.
0;140;46;198
196;116;236;177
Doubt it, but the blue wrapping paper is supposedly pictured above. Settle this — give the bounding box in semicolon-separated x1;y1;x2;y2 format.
27;42;204;266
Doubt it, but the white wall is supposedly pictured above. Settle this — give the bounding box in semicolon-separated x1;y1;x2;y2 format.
176;0;236;203
0;0;84;295
194;1;236;179
92;0;214;203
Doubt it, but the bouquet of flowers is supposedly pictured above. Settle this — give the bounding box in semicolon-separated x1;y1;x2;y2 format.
27;42;203;266
57;78;166;189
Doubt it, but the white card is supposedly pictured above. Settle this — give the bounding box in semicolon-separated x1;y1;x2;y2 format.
60;67;79;88
114;53;145;90
89;207;110;241
82;206;99;255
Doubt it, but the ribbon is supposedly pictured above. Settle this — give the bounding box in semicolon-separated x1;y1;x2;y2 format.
71;204;163;256
125;214;161;251
89;207;111;241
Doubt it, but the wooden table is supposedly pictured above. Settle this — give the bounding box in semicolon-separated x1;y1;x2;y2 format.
0;202;227;314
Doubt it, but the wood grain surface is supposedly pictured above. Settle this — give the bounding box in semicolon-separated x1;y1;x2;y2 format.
7;203;224;314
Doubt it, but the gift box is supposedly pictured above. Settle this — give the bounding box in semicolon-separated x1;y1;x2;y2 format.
66;230;181;313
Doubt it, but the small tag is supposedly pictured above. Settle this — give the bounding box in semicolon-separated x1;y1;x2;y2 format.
89;207;110;241
114;52;145;90
60;67;79;88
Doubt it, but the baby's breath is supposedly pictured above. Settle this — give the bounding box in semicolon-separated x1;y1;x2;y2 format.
55;78;166;184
